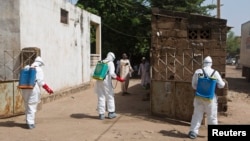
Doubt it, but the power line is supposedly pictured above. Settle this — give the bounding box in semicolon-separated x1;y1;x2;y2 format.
102;22;150;39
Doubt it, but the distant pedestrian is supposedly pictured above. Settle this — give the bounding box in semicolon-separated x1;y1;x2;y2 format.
133;64;138;74
118;53;133;95
138;57;150;101
116;59;120;74
138;57;150;89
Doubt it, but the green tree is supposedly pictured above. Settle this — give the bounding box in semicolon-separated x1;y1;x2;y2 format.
77;0;151;63
226;31;240;57
76;0;217;63
149;0;216;16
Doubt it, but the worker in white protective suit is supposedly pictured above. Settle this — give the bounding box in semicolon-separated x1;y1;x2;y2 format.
21;56;54;129
188;56;225;139
94;52;125;120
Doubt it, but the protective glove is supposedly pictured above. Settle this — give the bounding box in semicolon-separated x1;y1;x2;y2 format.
116;76;125;82
42;84;54;94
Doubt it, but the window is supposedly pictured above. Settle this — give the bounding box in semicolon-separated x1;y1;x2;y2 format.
188;28;211;40
60;8;68;24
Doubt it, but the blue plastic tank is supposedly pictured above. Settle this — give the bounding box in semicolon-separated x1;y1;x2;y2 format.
18;67;36;89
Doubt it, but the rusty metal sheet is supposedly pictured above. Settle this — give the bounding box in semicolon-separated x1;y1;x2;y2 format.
151;80;194;122
13;81;25;115
174;82;194;122
151;80;175;118
0;81;25;118
0;81;14;118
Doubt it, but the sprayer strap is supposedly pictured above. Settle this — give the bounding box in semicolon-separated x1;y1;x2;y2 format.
201;69;208;78
210;70;216;77
201;69;216;78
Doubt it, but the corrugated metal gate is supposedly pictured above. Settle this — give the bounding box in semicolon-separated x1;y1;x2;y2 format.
0;47;40;118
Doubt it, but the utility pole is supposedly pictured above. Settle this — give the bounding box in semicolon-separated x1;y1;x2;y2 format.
217;0;221;18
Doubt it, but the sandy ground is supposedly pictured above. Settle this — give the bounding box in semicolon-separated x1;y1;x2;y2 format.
0;65;249;141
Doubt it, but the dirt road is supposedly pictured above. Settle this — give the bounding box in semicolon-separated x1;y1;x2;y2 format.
0;65;249;141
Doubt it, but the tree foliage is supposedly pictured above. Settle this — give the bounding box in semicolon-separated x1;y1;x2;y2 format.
149;0;216;16
226;31;240;57
76;0;217;64
77;0;151;63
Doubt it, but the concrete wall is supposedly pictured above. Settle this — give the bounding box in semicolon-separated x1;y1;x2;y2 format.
0;0;21;80
240;21;250;68
0;0;101;91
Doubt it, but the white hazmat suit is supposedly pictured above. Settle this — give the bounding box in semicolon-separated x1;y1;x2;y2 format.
188;56;225;139
94;52;124;120
21;56;53;129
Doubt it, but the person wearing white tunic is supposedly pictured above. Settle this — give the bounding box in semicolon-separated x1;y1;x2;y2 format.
118;53;133;95
138;57;150;89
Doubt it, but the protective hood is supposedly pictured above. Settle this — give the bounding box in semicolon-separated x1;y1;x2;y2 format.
105;52;115;62
203;56;212;67
33;56;45;66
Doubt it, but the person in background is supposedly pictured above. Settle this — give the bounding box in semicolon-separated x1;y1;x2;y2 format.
94;52;125;120
138;57;151;101
116;59;120;74
133;64;138;78
188;56;225;139
138;57;150;89
21;56;54;129
118;53;133;95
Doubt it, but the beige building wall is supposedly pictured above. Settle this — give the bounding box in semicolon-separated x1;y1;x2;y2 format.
0;0;101;91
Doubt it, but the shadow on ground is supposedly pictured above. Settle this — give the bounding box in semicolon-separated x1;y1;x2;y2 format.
114;79;190;127
0;120;27;129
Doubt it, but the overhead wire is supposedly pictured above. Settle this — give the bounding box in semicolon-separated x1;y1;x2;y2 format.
102;22;150;39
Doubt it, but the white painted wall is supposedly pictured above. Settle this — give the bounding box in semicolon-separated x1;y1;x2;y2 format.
0;0;21;80
0;0;101;91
